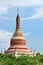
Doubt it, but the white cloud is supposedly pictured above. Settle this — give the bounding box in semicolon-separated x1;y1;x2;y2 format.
0;0;43;14
29;8;43;19
23;32;31;36
0;0;43;7
0;5;8;20
0;30;11;40
0;5;8;14
0;30;12;53
21;7;43;20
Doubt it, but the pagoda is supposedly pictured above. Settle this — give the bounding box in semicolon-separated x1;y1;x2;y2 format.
5;9;33;57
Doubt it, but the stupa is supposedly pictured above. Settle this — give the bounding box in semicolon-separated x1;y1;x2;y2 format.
5;9;33;57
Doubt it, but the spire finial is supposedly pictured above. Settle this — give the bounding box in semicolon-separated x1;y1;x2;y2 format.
17;7;19;16
16;7;20;31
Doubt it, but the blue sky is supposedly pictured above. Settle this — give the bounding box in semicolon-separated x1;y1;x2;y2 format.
0;0;43;54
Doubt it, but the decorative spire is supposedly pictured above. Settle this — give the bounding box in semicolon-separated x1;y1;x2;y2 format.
16;8;20;31
17;7;19;16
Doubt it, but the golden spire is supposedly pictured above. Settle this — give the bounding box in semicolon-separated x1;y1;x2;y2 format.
16;8;20;31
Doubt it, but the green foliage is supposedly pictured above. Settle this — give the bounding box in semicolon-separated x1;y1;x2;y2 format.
0;53;43;65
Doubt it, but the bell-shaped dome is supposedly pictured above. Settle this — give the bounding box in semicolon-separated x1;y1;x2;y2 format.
10;14;26;46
